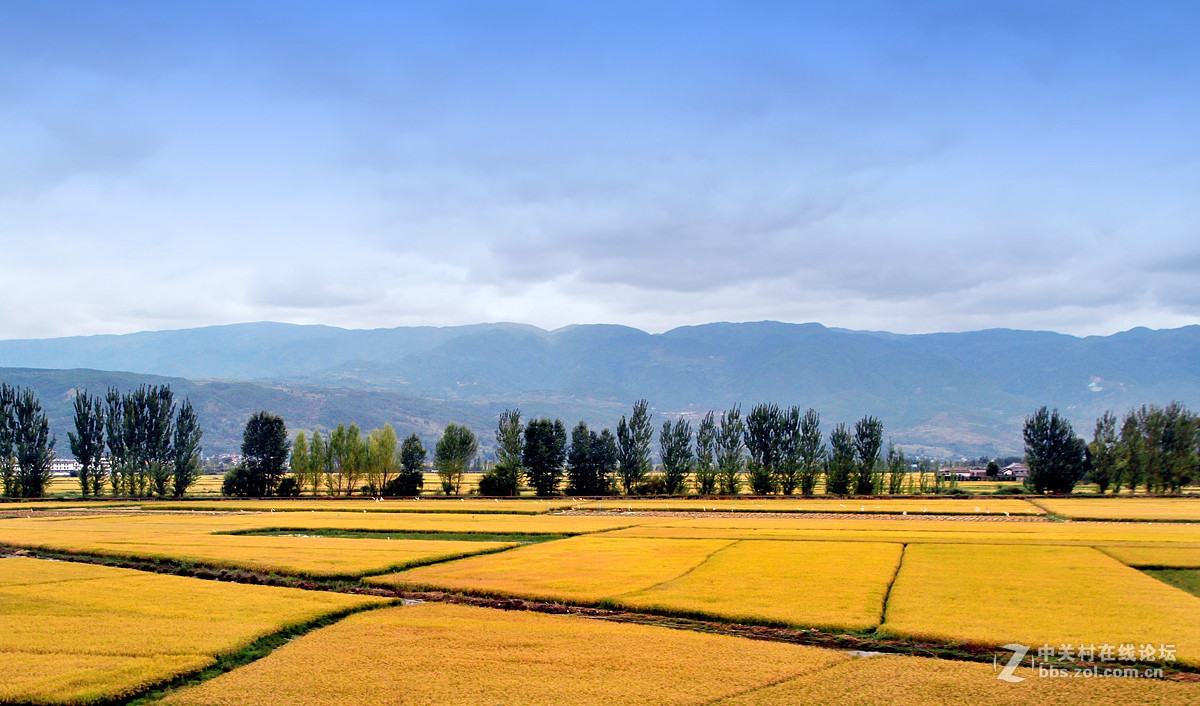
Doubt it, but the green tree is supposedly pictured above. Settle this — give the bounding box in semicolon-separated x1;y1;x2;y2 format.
1087;411;1118;494
523;418;567;497
852;416;883;496
776;406;802;495
308;430;330;495
716;405;744;495
1117;412;1143;493
1023;407;1087;494
693;411;718;495
435;423;477;495
13;388;55;498
68;389;107;497
290;432;310;494
659;418;694;495
390;433;426;496
616;399;653;494
171;399;202;497
365;424;400;496
743;403;781;495
240;411;291;496
565;422;617;496
886;442;906;495
327;424;365;496
104;388;127;496
825;423;854;496
985;460;1000;479
796;408;825;496
0;384;16;497
480;409;523;496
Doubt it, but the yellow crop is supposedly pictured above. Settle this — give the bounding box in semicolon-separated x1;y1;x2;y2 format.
0;557;383;704
1036;498;1200;521
371;535;733;603
881;544;1200;665
147;497;586;514
159;602;850;706
1100;546;1200;568
0;515;515;577
607;517;1200;548
618;539;901;630
581;498;1042;515
714;652;1200;705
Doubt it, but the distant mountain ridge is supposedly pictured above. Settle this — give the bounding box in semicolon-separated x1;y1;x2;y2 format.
1;321;1197;457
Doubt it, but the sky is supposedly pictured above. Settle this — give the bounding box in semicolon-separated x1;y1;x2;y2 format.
2;1;1199;340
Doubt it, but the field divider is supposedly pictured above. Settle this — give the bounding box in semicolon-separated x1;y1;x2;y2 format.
876;542;907;628
609;539;742;600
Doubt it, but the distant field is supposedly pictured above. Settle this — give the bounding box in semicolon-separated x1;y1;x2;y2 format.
0;557;383;704
570;497;1043;515
1036;497;1200;521
0;513;631;577
141;497;584;514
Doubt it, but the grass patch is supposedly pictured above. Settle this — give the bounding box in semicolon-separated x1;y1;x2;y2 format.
1144;568;1200;599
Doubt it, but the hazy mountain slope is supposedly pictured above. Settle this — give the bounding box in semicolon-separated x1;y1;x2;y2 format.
2;321;1197;457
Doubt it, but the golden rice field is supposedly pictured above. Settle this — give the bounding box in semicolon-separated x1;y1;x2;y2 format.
158;602;850;706
606;516;1200;548
714;652;1200;706
1036;497;1200;522
1101;546;1200;568
0;515;519;577
156;603;1200;706
573;497;1043;515
881;544;1200;665
0;557;383;704
371;535;903;630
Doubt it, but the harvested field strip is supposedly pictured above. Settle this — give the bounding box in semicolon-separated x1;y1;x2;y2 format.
616;540;903;631
0;557;384;704
1036;497;1200;522
224;527;570;544
370;535;734;604
712;652;1200;705
157;603;852;706
881;544;1200;666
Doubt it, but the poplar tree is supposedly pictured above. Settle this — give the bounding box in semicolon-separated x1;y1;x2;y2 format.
616;399;653;494
13;388;55;497
482;408;523;496
69;389;106;497
716;405;744;495
659;418;694;495
796;408;825;496
693;411;718;495
171;399;202;497
241;411;291;496
853;416;884;495
776;406;802;495
744;403;781;495
1088;411;1118;494
825;424;855;496
366;424;400;495
290;432;310;494
0;384;15;497
308;430;330;495
886;442;906;495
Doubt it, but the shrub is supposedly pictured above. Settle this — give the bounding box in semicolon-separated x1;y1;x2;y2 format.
276;477;301;497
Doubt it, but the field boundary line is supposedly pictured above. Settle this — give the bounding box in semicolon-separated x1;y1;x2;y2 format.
697;658;849;706
877;543;907;628
609;539;742;600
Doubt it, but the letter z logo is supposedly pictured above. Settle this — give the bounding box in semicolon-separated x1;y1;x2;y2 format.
996;643;1029;683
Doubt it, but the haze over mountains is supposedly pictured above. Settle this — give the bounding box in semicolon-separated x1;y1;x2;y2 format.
1;321;1197;458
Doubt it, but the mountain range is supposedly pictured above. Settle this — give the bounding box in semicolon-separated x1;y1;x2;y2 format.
1;321;1197;458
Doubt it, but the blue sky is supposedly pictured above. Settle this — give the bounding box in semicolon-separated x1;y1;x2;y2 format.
2;1;1198;338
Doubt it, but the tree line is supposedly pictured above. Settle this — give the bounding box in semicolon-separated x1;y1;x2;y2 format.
1026;402;1199;495
0;384;55;498
470;400;905;497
